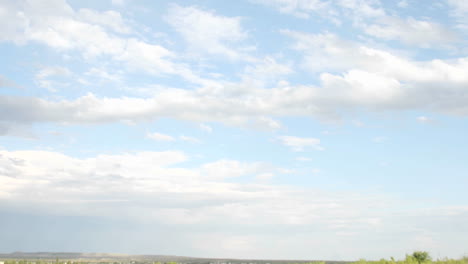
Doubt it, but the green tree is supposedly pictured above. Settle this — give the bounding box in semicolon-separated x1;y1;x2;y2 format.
413;251;431;264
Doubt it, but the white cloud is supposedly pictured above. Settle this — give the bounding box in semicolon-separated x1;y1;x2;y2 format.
250;116;282;130
146;132;200;143
34;66;72;91
447;0;468;30
320;69;403;106
0;148;468;258
77;8;132;34
397;0;408;8
2;50;468;133
0;150;288;218
259;1;455;48
201;159;275;180
165;4;251;60
253;0;384;24
447;0;468;16
84;67;123;82
242;56;293;87
277;135;323;151
363;16;458;47
337;0;385;19
0;0;211;86
0;150;468;258
282;30;368;72
0;149;383;228
296;156;312;162
35;66;71;80
146;132;175;142
283;30;468;115
0;87;296;131
252;0;330;19
2;2;468;136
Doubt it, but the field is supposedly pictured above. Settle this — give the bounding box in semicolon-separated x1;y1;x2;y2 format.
1;253;467;264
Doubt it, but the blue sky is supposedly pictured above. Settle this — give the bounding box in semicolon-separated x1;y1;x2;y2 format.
1;0;468;260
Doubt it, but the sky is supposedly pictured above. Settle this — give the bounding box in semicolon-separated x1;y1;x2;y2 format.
1;0;468;260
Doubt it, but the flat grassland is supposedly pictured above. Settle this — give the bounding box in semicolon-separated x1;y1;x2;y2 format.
1;252;466;264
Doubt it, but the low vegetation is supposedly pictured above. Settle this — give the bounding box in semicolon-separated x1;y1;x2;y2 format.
350;252;468;264
1;252;467;264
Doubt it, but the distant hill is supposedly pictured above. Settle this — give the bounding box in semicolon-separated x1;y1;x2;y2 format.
0;252;350;264
0;252;190;262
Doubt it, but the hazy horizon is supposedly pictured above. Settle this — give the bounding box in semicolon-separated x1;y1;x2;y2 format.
1;0;468;260
0;251;454;262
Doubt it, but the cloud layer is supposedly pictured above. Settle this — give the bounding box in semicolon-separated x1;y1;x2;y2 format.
1;149;468;258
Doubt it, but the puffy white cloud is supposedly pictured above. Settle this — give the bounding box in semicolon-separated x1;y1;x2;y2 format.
0;86;303;132
319;70;403;106
1;2;468;136
0;0;211;85
0;149;287;223
0;0;69;43
77;8;131;34
1;47;468;133
165;4;251;60
0;149;410;226
283;30;468;113
277;135;323;151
